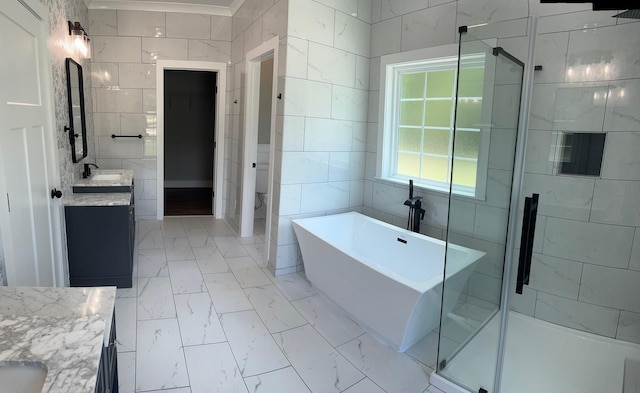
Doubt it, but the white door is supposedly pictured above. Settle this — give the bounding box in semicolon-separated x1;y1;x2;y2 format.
0;0;61;286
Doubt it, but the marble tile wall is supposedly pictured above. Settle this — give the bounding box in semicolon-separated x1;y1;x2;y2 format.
509;12;640;344
88;9;233;219
268;0;372;275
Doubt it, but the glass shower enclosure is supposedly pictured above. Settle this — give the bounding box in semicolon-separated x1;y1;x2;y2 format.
435;26;524;393
433;11;640;393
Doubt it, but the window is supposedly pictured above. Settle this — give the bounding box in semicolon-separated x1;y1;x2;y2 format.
377;45;490;199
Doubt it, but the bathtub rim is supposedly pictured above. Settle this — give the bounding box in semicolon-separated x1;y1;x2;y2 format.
292;211;485;293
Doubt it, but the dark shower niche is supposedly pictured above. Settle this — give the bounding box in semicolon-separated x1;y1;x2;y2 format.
559;132;606;176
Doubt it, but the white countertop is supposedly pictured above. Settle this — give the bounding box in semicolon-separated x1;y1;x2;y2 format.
0;286;116;393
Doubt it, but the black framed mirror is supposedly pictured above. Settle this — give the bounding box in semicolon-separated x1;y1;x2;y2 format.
65;58;88;163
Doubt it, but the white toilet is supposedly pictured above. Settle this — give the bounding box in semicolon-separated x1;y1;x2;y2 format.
255;162;269;215
256;163;268;195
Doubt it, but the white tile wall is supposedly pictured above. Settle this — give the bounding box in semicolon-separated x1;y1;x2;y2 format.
370;17;401;57
328;152;366;181
141;37;189;63
300;182;351;213
379;0;429;20
288;0;335;46
332;86;369;121
91;62;119;88
166;13;211;39
631;230;640;272
529;253;582;299
88;9;117;35
400;3;457;52
529;82;608;131
591;180;640;227
533;32;569;84
457;0;529;27
93;36;142;63
604;79;640;132
521;173;594;221
211;15;232;41
617;311;640;345
307;43;356;87
334;11;371;57
601;132;640;181
580;265;640;314
535;292;620;338
280;152;329;184
117;10;165;37
118;64;156;89
543;218;634;269
566;23;640;82
283;78;332;117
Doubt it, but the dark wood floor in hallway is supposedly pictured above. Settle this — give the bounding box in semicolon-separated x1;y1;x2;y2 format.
164;187;212;216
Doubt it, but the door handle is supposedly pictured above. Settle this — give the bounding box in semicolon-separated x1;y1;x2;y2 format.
516;193;539;294
51;188;63;199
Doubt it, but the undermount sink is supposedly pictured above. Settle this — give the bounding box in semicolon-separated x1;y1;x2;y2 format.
91;173;122;181
0;361;48;393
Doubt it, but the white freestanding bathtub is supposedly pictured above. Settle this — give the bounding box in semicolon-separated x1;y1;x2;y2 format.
292;212;485;352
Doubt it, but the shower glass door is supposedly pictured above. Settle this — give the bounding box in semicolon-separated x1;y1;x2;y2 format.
497;11;640;393
436;27;524;393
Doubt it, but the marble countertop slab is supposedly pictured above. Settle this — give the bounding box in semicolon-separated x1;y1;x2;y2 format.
0;286;116;393
0;315;104;393
73;169;133;187
0;286;116;344
63;192;132;206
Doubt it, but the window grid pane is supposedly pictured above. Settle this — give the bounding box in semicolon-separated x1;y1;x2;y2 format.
395;66;482;189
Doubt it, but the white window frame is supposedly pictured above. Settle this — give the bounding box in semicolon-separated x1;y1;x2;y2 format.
376;44;493;200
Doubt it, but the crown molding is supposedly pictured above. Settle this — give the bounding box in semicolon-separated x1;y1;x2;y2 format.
228;0;244;15
86;0;245;16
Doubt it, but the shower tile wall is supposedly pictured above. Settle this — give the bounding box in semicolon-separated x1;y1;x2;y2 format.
510;13;640;344
88;9;233;219
269;0;371;275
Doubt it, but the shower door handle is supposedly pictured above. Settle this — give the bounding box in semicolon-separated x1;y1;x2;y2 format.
516;193;539;294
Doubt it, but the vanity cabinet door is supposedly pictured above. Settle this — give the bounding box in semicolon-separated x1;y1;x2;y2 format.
65;204;134;288
95;311;118;393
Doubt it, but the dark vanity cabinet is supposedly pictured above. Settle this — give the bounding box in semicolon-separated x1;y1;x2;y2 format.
95;311;119;393
64;192;134;288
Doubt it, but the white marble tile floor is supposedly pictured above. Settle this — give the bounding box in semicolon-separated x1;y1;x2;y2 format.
116;217;440;393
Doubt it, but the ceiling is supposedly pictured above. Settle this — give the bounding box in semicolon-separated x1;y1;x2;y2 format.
85;0;245;16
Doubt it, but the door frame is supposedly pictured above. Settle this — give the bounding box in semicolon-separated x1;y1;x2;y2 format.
156;60;227;219
0;0;64;286
239;36;279;250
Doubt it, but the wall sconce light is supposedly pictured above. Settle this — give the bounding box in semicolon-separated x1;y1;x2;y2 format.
68;21;90;59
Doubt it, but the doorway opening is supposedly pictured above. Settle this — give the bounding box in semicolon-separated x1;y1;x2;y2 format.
156;60;227;220
163;70;215;216
252;57;274;238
